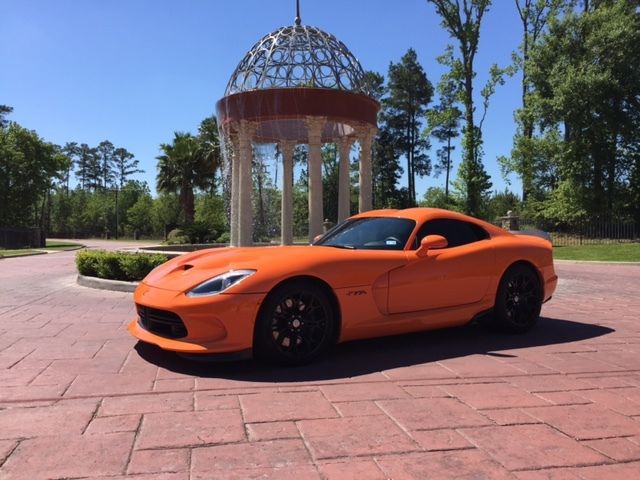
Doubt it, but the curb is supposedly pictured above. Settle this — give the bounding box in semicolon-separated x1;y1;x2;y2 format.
76;274;138;293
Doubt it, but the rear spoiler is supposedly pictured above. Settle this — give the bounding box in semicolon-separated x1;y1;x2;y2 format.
510;229;552;243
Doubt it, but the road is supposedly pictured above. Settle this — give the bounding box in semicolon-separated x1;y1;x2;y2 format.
1;242;640;479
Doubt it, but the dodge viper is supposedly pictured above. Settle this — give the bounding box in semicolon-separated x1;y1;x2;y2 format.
129;208;557;364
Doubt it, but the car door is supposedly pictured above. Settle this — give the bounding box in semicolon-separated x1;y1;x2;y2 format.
387;218;494;314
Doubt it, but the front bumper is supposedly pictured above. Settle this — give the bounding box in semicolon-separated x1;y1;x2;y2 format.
128;281;266;354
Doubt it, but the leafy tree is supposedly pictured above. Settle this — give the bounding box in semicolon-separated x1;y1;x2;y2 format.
372;126;406;208
498;0;563;202
74;143;102;191
126;193;154;237
113;147;143;188
419;186;462;211
425;46;464;200
61;142;80;194
152;193;182;239
0;123;66;228
523;0;640;221
96;140;116;189
0;105;13;128
383;48;434;205
484;189;523;221
361;71;386;100
427;0;494;215
157;132;215;224
196;116;222;193
194;194;227;238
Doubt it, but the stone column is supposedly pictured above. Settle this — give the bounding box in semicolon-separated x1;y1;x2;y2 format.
306;117;325;243
279;140;296;245
357;125;376;213
229;133;240;247
237;120;256;247
337;135;354;222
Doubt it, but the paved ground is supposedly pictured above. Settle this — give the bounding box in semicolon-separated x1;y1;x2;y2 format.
1;241;640;479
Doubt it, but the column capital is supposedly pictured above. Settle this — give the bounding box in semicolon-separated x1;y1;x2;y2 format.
305;116;326;145
355;124;377;145
238;119;257;139
278;140;297;159
337;134;356;152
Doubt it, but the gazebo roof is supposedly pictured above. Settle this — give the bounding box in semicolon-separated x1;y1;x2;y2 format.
225;24;368;96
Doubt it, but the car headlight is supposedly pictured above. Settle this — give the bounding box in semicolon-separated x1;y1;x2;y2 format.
186;270;256;298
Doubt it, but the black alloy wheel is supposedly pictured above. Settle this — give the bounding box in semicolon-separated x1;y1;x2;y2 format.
254;281;336;365
494;264;542;333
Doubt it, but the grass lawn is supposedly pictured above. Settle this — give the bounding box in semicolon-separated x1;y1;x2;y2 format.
0;249;46;258
553;243;640;262
45;240;84;250
0;240;83;258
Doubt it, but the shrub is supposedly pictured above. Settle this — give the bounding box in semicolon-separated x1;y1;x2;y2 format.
182;221;216;243
216;231;230;244
76;250;169;281
166;228;188;245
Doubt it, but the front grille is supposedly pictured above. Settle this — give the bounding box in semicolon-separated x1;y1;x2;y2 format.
136;304;188;339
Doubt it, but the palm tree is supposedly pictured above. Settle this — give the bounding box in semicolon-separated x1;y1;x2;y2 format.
156;132;215;224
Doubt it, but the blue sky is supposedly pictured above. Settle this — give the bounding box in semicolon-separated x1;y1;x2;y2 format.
1;0;523;198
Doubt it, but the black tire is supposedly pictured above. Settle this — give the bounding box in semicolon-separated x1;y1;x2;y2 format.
493;264;542;333
253;280;336;365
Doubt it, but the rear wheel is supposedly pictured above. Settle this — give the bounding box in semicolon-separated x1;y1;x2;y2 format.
253;281;336;365
493;264;542;333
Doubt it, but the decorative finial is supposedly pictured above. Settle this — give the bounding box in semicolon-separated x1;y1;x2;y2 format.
295;0;301;26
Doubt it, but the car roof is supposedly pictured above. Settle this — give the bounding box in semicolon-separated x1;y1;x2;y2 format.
350;207;510;237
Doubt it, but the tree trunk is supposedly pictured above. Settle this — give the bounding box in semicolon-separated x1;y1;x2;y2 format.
445;135;451;200
181;187;195;225
463;64;476;214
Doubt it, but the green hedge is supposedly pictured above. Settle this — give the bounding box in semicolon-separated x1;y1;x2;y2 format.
76;250;169;281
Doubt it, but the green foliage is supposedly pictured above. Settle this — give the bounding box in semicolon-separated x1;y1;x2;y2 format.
427;0;494;216
216;231;230;243
483;189;522;221
166;228;189;245
181;221;217;243
419;187;462;211
126;193;154;237
383;48;434;205
373;126;406;209
156;122;221;225
425;45;464;199
0;122;67;228
152;193;182;238
75;250;168;281
504;0;640;223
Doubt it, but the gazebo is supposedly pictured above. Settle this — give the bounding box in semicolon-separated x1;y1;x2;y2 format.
216;5;379;246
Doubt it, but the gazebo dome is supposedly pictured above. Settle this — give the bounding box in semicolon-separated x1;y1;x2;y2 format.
216;8;379;247
225;24;368;96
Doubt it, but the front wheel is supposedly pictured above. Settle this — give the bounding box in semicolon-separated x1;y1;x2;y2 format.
493;264;542;333
253;281;336;365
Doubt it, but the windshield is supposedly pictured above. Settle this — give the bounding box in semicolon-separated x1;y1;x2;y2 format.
314;217;416;250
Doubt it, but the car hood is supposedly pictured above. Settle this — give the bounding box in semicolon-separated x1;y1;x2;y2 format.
141;245;408;294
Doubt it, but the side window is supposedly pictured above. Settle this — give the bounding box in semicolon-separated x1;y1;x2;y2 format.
414;219;488;249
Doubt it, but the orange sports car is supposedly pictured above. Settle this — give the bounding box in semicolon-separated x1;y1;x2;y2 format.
129;208;557;364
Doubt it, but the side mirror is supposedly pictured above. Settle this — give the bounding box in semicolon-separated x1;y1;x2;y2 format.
416;235;448;258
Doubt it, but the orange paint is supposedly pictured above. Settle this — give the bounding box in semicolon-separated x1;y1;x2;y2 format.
128;208;557;356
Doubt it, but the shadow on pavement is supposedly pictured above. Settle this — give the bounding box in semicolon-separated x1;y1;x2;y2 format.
134;317;614;383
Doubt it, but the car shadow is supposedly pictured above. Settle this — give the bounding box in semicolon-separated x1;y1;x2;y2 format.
134;317;614;383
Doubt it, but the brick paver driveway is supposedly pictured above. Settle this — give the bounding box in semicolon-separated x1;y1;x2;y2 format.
1;242;640;479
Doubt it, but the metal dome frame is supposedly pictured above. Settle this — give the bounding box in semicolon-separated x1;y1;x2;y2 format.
225;24;368;96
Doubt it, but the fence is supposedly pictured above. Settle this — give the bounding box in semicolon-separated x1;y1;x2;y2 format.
497;216;639;247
